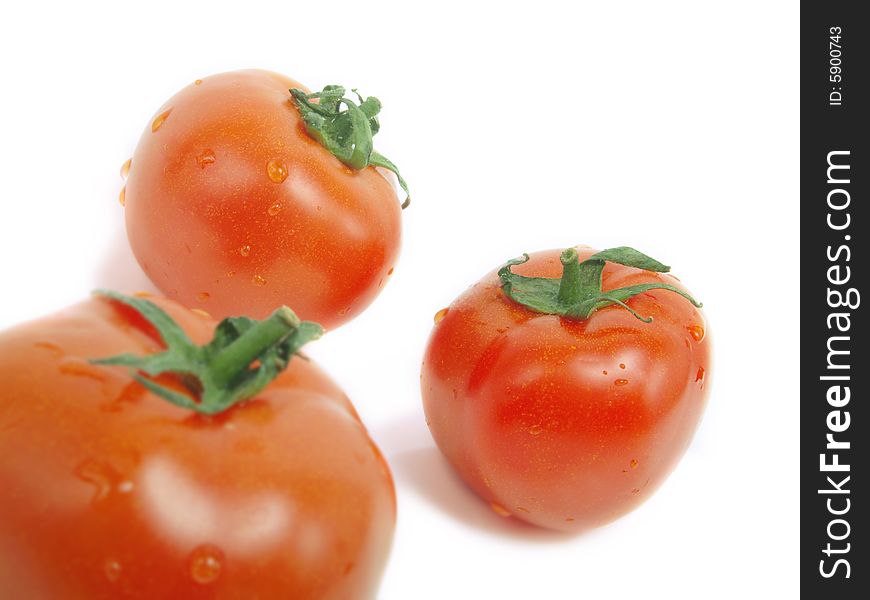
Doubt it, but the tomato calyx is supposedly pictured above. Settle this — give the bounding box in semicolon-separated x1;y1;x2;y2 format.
90;290;323;414
290;85;411;208
498;247;702;322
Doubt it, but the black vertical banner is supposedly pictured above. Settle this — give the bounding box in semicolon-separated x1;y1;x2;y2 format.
802;3;868;597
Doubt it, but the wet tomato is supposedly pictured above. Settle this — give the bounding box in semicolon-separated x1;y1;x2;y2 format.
421;246;710;532
123;70;408;329
0;292;395;598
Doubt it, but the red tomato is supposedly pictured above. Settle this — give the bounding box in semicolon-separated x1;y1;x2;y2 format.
123;70;405;330
0;293;395;598
421;247;710;532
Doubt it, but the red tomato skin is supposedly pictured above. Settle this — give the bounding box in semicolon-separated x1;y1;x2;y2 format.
421;248;711;532
124;70;402;330
0;295;395;599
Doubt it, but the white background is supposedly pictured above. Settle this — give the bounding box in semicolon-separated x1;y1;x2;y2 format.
0;2;799;598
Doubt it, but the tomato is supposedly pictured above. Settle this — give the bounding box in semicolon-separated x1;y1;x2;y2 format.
0;292;395;598
123;70;407;330
421;246;710;532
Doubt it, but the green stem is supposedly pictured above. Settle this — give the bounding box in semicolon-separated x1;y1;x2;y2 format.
290;85;410;208
209;307;300;388
91;291;322;415
556;248;583;305
498;246;703;322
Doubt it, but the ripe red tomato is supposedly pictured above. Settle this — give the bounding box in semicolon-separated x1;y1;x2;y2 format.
421;246;711;532
0;293;395;598
123;70;406;330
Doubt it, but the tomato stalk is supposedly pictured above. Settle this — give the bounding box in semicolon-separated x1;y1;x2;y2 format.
556;248;589;305
290;85;411;208
208;307;304;388
90;291;323;414
499;246;702;322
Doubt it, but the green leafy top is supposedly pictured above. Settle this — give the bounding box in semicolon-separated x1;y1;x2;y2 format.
91;290;323;415
498;246;702;322
290;85;410;208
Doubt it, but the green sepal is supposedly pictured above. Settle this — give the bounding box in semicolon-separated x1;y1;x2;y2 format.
498;247;702;322
290;85;410;208
90;290;323;415
590;247;670;272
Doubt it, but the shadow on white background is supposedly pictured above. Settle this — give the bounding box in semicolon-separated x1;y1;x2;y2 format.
374;412;578;544
93;213;157;294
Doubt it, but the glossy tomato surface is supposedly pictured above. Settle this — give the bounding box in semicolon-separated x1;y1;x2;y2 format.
124;70;402;329
421;247;711;532
0;295;395;599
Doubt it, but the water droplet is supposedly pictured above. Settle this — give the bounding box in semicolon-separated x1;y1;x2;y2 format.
34;341;63;355
104;559;122;582
101;380;148;414
191;308;212;319
59;357;106;382
252;274;267;286
196;149;215;168
266;159;288;183
387;267;394;276
151;108;172;132
194;79;203;86
239;244;251;257
189;544;224;585
120;158;132;180
490;502;511;517
267;202;283;216
696;366;705;382
376;452;390;480
688;325;705;342
630;459;639;469
433;307;449;323
118;186;126;206
74;459;115;504
619;363;626;369
614;378;629;386
528;424;543;436
196;292;210;302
